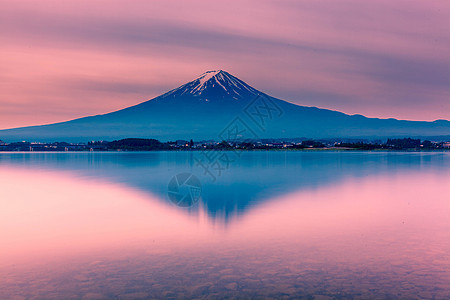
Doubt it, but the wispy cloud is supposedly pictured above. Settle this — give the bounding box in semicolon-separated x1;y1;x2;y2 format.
0;0;449;129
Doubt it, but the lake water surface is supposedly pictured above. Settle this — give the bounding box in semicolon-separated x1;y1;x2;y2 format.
0;151;449;299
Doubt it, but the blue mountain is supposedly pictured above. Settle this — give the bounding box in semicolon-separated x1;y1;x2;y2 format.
1;70;449;142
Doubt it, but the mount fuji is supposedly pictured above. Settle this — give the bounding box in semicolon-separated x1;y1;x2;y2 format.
1;70;449;142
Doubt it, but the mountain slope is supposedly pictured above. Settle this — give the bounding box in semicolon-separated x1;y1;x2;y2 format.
1;70;449;142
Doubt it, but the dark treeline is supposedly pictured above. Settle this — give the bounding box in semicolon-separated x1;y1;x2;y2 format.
386;138;421;149
106;138;171;151
336;138;446;150
0;137;449;151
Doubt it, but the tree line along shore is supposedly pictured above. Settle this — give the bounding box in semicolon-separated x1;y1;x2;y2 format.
1;137;449;152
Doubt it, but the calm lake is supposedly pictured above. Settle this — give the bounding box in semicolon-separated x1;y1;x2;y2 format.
0;151;449;299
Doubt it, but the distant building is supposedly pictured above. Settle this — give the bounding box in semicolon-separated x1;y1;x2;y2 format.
443;142;450;148
176;140;189;146
0;140;6;145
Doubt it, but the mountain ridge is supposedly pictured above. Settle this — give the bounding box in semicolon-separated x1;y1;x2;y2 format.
0;70;449;142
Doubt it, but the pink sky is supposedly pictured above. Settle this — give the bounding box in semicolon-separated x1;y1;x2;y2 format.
1;0;449;129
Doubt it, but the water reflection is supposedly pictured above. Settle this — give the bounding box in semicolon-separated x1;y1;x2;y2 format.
0;152;449;298
0;151;448;223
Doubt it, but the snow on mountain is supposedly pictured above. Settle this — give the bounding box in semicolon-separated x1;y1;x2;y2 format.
197;70;221;88
161;70;260;101
1;70;449;142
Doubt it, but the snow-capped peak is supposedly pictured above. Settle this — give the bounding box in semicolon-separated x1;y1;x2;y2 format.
197;70;222;85
191;70;224;94
162;70;260;101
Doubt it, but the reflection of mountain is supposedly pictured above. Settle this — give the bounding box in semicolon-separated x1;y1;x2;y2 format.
1;70;450;142
0;152;448;222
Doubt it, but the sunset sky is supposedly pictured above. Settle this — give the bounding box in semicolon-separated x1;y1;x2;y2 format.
1;0;449;129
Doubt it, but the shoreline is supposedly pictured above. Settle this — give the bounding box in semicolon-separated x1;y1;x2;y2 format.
1;148;449;153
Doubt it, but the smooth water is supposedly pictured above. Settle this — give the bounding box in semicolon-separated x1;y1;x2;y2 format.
0;151;449;299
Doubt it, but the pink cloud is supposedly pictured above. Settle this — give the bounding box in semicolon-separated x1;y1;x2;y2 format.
0;0;449;129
